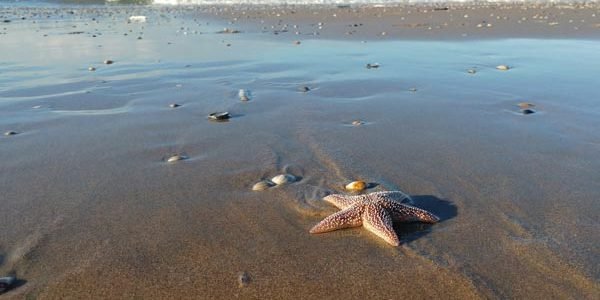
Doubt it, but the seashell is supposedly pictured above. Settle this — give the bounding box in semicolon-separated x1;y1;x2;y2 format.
408;87;418;92
238;272;251;288
271;174;295;185
0;276;16;293
169;103;181;108
252;180;274;191
4;131;17;136
238;89;250;101
293;40;301;45
299;86;310;92
104;59;114;65
467;69;477;74
208;112;230;121
345;180;367;191
351;120;364;126
167;155;187;163
88;66;96;71
496;64;510;71
129;15;147;23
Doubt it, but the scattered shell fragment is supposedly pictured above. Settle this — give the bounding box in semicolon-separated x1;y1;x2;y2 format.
409;87;418;92
496;64;510;71
104;59;114;65
129;15;147;23
88;66;96;71
271;174;295;185
521;109;535;115
167;155;187;163
208;112;230;121
351;120;364;126
299;86;310;92
0;276;16;293
366;63;380;69
252;180;274;191
238;89;250;101
238;272;251;288
518;102;535;109
293;40;301;45
169;103;181;108
345;180;367;191
4;131;17;136
467;69;477;74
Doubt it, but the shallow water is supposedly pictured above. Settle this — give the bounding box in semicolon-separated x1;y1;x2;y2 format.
0;6;599;299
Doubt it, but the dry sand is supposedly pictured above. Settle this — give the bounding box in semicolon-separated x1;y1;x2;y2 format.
0;3;599;299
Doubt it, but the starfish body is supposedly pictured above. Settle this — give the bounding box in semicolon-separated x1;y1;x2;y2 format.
310;191;439;246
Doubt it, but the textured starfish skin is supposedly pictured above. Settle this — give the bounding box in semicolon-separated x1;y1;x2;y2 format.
310;191;440;246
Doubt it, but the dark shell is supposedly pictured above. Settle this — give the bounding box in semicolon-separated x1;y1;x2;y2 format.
208;112;230;120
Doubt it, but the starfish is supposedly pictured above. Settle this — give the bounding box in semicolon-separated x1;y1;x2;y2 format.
310;191;440;246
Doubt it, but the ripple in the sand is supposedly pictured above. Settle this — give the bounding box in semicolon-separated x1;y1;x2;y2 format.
271;174;296;185
4;131;18;136
252;180;275;191
167;155;187;163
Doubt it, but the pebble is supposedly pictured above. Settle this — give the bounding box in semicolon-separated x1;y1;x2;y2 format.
4;131;17;136
208;112;230;121
104;59;114;65
0;276;16;293
238;89;250;101
345;180;367;191
238;272;251;288
252;180;274;191
167;155;187;163
88;66;96;71
271;174;295;185
496;64;510;71
169;103;181;108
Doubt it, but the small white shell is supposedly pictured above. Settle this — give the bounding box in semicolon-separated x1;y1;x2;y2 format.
238;89;249;101
496;64;510;71
252;180;274;191
4;131;18;136
271;174;295;185
167;155;187;163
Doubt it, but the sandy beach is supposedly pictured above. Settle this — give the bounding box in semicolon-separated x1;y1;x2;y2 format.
1;2;600;299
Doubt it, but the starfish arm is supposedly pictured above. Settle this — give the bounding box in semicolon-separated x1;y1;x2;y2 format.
362;204;400;246
309;207;363;234
323;194;360;209
390;203;440;224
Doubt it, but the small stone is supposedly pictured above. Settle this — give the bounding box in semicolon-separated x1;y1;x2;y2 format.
104;59;114;65
521;109;535;115
366;63;380;69
169;103;181;108
252;180;274;191
238;272;251;288
345;180;367;191
271;174;295;185
167;155;187;163
351;120;364;126
299;86;310;92
208;112;230;121
496;64;510;71
0;276;16;293
4;131;17;136
88;66;96;71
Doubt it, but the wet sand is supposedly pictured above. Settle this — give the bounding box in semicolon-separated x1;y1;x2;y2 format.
1;3;600;299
